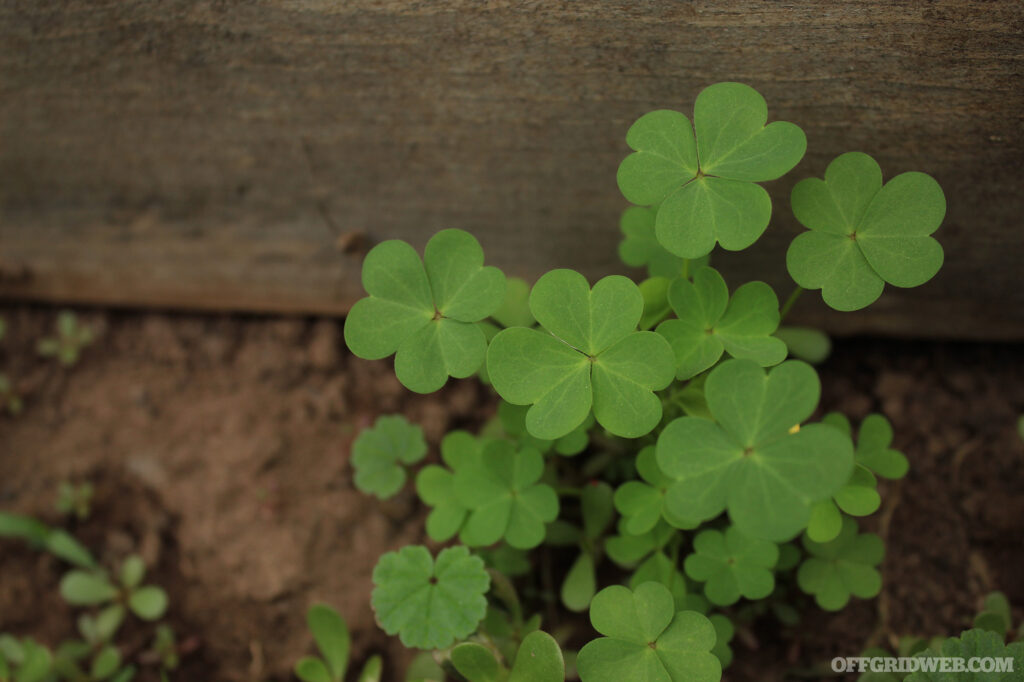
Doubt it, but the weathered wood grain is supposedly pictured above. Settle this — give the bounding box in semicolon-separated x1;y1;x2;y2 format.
1;1;1022;337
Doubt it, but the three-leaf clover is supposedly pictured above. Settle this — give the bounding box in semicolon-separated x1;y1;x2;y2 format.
797;517;883;611
787;152;946;311
656;359;854;541
371;545;490;650
487;269;675;439
617;82;806;258
344;229;506;393
683;526;779;606
656;266;788;379
576;582;722;682
454;440;559;549
60;555;168;621
614;446;699;534
351;415;427;499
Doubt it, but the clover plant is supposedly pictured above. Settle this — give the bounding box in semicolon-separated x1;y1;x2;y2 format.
0;511;178;682
37;311;94;367
57;482;95;522
343;81;947;679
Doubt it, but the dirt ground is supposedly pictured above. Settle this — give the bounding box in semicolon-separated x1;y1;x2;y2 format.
1;305;1022;682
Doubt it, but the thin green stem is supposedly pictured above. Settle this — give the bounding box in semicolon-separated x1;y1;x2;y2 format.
780;286;805;321
681;258;691;280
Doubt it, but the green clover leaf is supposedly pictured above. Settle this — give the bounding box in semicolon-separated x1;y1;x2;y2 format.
415;430;480;541
683;526;779;606
774;326;832;364
487;270;675;439
508;631;565;682
656;266;788;379
344;229;506;393
576;582;722;682
656;359;854;541
352;415;428;500
619;206;687;278
454;440;559;549
617;83;806;258
371;545;490;650
797;517;883;611
787;152;946;311
614;446;700;534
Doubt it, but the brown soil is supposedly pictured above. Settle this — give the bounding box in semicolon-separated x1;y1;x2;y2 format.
1;306;1022;682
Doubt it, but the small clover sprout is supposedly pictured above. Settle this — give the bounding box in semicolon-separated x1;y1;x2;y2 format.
618;206;687;279
454;440;559;549
371;545;489;650
787;152;946;311
295;603;381;682
487;269;675;439
797;517;883;611
657;359;853;541
617;82;806;259
655;266;788;379
824;412;909;480
344;229;506;393
576;582;722;682
59;555;168;621
905;629;1023;682
57;481;95;521
37;311;94;366
683;526;779;606
351;415;427;499
614;446;699;534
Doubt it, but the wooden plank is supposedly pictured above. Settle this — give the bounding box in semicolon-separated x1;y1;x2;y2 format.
1;1;1022;338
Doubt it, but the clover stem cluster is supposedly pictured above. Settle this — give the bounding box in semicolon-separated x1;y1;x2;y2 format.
344;81;946;682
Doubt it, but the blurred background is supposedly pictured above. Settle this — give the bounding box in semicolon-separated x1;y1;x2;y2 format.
1;2;1022;681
